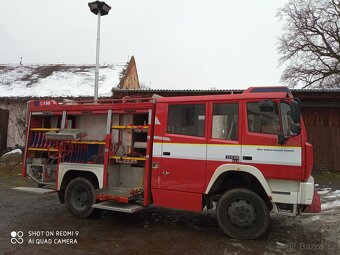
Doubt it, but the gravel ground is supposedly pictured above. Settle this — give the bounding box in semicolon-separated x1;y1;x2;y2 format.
0;163;339;255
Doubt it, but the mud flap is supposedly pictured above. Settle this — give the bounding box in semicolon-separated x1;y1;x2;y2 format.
303;191;321;213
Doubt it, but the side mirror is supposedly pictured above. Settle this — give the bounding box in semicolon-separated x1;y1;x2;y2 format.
291;122;301;135
291;100;300;124
277;134;286;145
259;100;274;112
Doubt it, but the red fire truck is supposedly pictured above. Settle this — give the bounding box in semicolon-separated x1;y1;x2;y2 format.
22;86;316;239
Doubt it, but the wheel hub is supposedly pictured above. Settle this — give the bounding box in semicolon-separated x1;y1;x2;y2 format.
227;199;257;228
72;186;89;210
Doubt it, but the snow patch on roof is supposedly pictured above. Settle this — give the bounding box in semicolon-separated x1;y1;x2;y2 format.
0;64;126;97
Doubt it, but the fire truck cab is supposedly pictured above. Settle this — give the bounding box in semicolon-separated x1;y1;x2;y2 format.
22;86;315;239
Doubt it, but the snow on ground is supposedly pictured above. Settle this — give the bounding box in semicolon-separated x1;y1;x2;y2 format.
324;190;340;199
317;188;340;211
317;188;331;194
2;149;22;157
0;64;125;97
322;200;340;210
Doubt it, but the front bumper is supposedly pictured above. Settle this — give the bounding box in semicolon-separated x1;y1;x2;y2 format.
298;176;314;205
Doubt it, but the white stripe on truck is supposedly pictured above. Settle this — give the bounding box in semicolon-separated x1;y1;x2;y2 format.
152;142;301;166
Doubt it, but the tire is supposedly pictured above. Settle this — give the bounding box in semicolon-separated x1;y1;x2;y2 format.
64;177;96;218
216;188;270;239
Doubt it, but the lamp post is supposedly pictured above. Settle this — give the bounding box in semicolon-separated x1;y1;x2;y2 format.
88;1;111;101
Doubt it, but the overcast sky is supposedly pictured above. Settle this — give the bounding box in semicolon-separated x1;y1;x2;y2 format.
0;0;288;90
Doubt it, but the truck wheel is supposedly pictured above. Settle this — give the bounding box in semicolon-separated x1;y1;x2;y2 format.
64;177;96;218
216;188;270;239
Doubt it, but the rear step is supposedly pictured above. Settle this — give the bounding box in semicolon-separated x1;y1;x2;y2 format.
12;187;56;195
92;201;144;213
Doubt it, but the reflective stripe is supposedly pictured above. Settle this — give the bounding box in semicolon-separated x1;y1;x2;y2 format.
242;145;301;166
162;143;206;160
207;144;240;162
152;142;301;166
153;142;162;157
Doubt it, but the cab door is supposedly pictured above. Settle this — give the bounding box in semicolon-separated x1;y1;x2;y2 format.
160;103;207;193
206;102;241;183
241;100;302;180
152;102;207;212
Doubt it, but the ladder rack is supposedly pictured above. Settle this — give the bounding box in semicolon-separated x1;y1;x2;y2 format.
56;97;153;106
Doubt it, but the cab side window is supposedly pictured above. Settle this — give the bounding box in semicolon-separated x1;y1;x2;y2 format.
167;104;205;137
247;102;279;135
212;103;239;141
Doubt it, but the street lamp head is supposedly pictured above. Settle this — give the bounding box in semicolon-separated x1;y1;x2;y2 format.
88;1;111;16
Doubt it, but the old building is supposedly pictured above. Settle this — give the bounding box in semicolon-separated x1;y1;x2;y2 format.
0;108;9;152
117;56;140;89
0;56;139;149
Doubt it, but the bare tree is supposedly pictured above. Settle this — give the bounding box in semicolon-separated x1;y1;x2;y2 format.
278;0;340;88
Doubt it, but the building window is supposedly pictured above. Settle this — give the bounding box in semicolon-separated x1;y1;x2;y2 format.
212;103;239;140
247;102;279;135
167;104;205;137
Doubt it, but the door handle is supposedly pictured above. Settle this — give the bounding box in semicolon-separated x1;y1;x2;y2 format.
163;152;171;156
243;156;253;160
162;171;170;176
